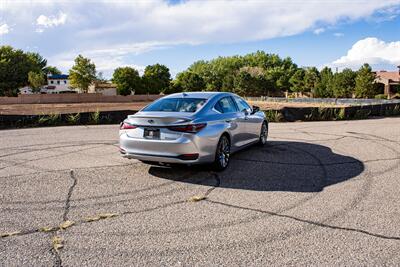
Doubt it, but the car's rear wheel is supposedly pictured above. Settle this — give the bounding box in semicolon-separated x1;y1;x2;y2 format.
258;121;268;146
213;135;230;171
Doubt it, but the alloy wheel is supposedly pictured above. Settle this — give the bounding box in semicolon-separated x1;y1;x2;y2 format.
218;136;230;168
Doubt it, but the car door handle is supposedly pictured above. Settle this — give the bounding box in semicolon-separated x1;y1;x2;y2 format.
225;120;232;123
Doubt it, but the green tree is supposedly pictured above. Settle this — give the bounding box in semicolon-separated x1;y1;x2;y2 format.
43;66;61;76
112;67;142;95
289;69;306;93
303;67;320;94
68;55;96;93
180;51;298;96
174;71;205;92
26;52;47;72
0;46;49;96
276;58;298;92
233;67;269;96
233;70;253;96
167;80;182;94
354;63;376;98
28;71;46;93
142;64;171;94
315;67;334;97
330;68;356;98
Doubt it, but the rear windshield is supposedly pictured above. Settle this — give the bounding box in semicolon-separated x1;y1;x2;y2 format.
142;98;207;113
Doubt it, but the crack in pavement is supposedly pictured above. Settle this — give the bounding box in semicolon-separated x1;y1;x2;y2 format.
50;169;78;267
63;170;78;222
0;141;118;159
0;170;205;240
0;162;141;180
0;144;112;171
233;156;400;166
0;170;218;241
205;199;400;241
50;238;62;267
0;200;187;239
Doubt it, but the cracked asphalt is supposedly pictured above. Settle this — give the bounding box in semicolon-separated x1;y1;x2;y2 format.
1;118;399;266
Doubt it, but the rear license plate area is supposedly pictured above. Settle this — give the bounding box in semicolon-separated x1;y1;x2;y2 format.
143;128;160;139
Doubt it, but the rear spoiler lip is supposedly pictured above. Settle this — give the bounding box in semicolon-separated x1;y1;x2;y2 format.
124;116;193;127
128;115;192;120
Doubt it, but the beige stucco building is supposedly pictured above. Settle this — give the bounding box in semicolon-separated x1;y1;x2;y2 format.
374;66;400;98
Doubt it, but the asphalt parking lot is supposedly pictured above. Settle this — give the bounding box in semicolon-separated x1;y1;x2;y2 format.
1;118;399;266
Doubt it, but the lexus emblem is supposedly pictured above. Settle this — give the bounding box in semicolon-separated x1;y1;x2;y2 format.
148;119;154;124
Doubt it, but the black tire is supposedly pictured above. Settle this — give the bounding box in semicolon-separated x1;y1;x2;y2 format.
258;121;268;146
213;135;231;171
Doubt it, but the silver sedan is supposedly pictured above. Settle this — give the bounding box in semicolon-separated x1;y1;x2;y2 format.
119;92;268;170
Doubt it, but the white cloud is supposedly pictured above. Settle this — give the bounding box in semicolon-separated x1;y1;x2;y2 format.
47;42;169;77
3;0;400;44
36;12;67;31
314;28;325;35
333;32;344;37
82;0;400;44
332;37;400;69
0;23;10;35
1;0;400;74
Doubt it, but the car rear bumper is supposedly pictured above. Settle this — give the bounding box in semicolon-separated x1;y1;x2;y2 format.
120;151;201;164
119;132;216;164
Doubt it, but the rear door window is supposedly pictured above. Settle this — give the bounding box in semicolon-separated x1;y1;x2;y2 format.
214;97;238;113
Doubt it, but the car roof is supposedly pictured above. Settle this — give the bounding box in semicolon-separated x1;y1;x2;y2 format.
163;91;234;100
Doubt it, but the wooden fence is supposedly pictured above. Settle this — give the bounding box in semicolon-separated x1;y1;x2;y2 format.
0;94;162;104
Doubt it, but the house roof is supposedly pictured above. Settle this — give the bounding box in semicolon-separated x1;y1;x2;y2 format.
48;74;69;79
375;71;400;82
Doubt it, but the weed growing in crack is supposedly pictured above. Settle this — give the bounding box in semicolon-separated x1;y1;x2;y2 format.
0;231;21;238
52;236;64;251
59;220;75;230
188;195;207;202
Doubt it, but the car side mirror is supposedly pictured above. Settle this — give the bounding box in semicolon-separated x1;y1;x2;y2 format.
251;105;260;114
242;108;249;116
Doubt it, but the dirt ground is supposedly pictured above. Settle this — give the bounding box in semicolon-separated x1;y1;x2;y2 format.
0;101;345;115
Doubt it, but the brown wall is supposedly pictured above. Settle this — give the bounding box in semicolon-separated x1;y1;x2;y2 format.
0;94;162;104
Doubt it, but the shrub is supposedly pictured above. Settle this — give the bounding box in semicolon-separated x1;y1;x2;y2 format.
264;110;284;122
66;113;80;124
393;105;400;115
37;115;50;125
374;94;387;99
37;113;61;126
335;108;346;120
89;110;100;124
48;113;61;125
353;109;370;120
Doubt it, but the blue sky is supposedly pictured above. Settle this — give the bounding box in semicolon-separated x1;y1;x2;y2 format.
1;0;399;78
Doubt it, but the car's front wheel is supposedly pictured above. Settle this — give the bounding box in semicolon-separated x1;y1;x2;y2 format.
213;135;230;171
258;121;268;146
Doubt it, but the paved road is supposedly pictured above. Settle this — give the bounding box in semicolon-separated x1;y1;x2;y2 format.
1;118;399;266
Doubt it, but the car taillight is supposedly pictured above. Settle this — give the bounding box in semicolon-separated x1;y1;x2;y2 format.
120;122;137;130
168;123;207;133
